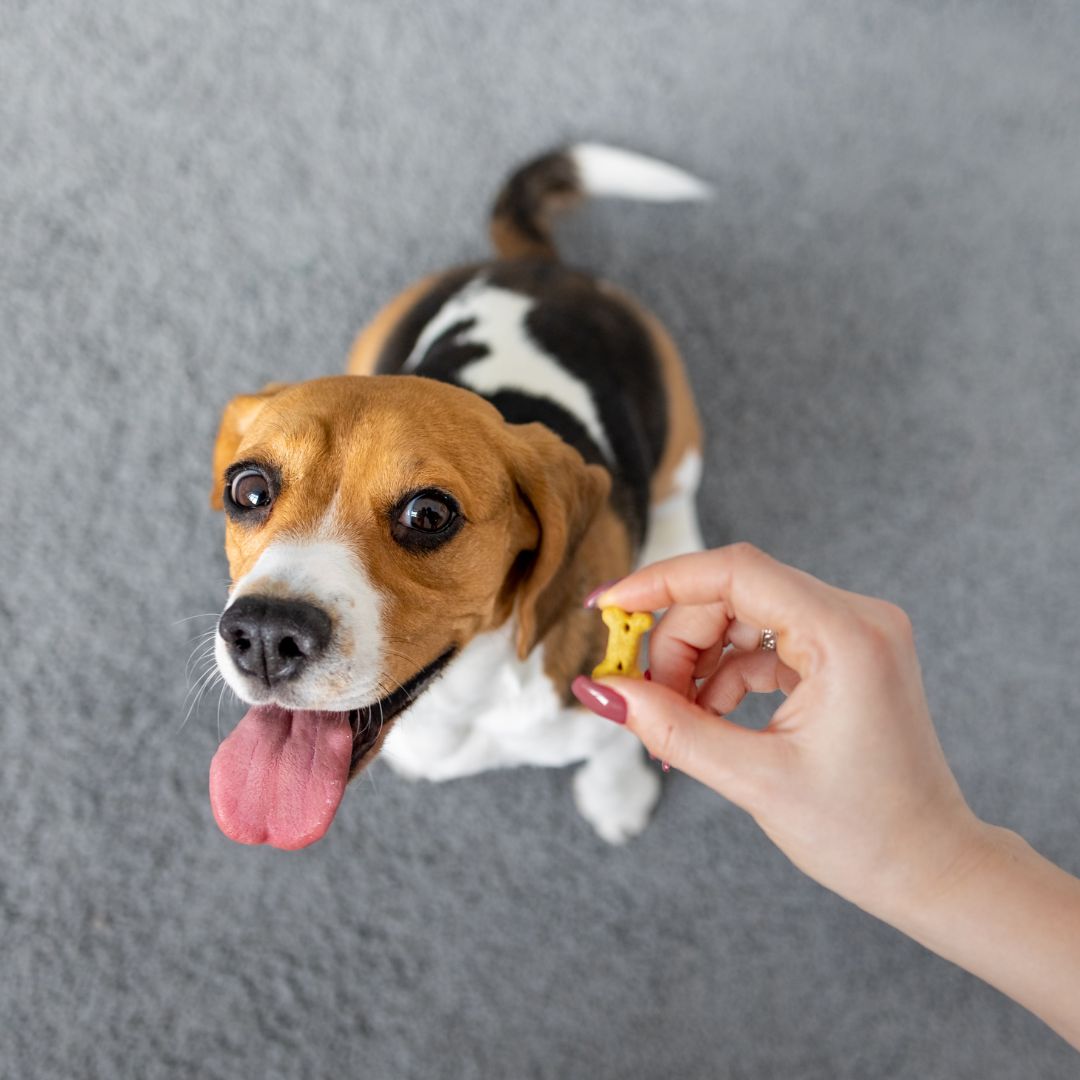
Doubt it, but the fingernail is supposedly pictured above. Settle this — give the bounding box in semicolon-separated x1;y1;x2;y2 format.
643;669;652;681
571;676;627;724
583;579;621;609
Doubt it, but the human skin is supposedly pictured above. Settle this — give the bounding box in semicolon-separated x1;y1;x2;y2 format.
572;543;1080;1051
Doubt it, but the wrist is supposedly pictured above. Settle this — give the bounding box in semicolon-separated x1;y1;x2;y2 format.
856;810;1006;930
861;822;1080;1049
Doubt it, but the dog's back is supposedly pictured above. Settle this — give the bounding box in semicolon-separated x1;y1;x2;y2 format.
348;143;709;551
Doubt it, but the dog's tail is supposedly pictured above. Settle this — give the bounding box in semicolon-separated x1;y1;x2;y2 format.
490;143;712;261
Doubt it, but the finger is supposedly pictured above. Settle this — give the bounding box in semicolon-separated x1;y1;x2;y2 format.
725;618;766;652
695;649;801;717
588;676;784;808
596;543;850;678
692;637;730;680
645;601;731;695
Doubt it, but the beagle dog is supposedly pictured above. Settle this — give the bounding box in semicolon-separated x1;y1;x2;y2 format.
209;144;707;849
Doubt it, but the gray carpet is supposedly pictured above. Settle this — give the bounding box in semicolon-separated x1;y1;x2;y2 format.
2;1;1079;1076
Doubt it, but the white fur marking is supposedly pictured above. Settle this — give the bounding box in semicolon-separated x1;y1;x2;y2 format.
216;538;384;711
571;143;713;202
404;281;614;461
383;624;616;780
403;276;489;371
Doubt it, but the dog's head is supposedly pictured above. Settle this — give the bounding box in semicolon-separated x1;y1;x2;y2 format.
207;375;609;849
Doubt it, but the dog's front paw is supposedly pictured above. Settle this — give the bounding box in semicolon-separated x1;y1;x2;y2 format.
572;738;661;844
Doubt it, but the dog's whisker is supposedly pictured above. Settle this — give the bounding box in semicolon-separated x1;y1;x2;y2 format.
186;652;219;685
186;634;218;657
186;639;218;679
216;681;230;744
179;664;223;733
173;613;221;626
383;646;429;671
362;742;380;795
183;658;219;703
379;656;428;702
377;672;417;706
198;676;225;736
186;662;220;711
216;682;243;745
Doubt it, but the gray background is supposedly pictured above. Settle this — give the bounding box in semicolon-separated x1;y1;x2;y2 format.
2;1;1079;1077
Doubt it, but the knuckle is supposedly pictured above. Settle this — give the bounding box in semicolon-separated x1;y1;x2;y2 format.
727;540;761;563
641;718;678;765
786;625;830;676
882;601;915;641
867;599;914;644
855;617;894;658
848;603;913;667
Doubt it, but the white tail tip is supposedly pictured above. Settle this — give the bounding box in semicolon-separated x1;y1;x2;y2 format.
570;142;713;202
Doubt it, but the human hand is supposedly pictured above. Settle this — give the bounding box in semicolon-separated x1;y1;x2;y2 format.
573;543;994;920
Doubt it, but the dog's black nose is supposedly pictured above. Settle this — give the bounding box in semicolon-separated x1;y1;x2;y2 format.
218;596;332;687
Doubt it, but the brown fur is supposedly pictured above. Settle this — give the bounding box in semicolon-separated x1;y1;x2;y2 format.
540;503;633;702
209;383;290;510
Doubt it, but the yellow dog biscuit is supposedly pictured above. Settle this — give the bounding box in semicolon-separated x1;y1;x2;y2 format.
592;606;654;680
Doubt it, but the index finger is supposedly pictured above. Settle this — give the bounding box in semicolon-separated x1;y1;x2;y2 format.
596;543;847;678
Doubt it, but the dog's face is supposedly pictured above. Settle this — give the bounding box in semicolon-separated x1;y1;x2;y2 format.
207;375;608;849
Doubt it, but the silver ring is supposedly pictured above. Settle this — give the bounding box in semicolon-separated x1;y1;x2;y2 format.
759;628;777;652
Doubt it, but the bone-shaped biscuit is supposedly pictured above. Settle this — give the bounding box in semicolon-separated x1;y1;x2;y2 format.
592;606;654;680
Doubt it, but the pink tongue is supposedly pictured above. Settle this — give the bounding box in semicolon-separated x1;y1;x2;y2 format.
209;705;353;850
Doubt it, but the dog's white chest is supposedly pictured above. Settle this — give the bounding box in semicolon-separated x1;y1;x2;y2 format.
381;623;608;781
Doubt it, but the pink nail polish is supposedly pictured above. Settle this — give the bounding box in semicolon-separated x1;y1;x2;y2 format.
661;761;671;773
583;579;621;609
571;676;627;724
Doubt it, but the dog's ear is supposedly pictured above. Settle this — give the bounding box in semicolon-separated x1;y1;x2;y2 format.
209;383;290;510
505;422;612;660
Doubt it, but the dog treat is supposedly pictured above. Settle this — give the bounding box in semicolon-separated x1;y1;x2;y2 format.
592;606;654;680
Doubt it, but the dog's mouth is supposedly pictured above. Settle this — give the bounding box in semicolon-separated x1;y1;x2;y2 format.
209;650;454;851
346;650;456;774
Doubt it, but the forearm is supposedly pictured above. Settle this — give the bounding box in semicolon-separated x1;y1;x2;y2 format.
877;824;1080;1049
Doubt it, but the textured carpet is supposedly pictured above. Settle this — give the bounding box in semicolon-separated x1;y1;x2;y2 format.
2;1;1079;1077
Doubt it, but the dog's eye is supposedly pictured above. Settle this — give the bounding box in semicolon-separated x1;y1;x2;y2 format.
391;490;462;552
398;494;454;532
228;469;272;510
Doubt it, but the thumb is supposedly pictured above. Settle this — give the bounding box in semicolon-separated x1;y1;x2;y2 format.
574;675;777;810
